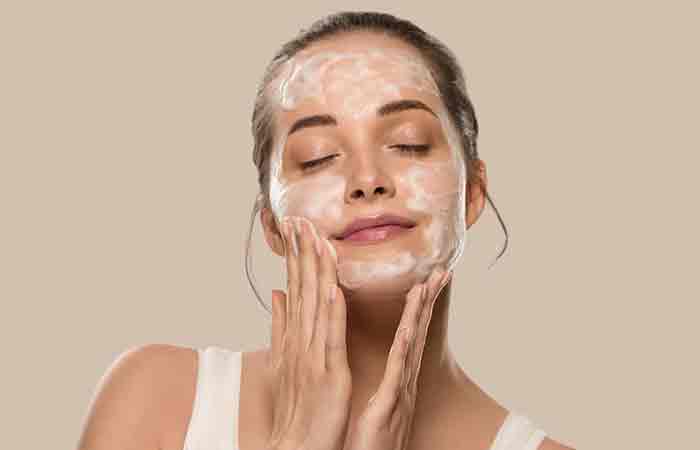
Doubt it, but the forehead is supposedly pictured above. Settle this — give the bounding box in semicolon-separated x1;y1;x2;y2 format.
276;31;434;86
267;33;443;128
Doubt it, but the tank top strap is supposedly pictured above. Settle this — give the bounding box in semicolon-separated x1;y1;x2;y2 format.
182;346;242;450
488;410;548;450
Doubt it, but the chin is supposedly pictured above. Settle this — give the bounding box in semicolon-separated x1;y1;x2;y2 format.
337;263;428;301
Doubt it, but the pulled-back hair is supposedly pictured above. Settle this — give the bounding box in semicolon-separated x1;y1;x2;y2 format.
246;11;508;315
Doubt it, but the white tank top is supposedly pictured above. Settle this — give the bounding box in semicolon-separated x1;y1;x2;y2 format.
182;346;548;450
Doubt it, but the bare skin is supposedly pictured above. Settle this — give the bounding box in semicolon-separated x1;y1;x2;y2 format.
257;31;492;445
158;31;573;450
78;31;574;450
252;32;572;450
158;345;571;450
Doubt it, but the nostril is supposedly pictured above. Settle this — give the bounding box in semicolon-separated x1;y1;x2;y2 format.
348;185;389;200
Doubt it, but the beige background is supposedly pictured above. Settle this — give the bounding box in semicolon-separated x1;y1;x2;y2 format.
1;1;698;449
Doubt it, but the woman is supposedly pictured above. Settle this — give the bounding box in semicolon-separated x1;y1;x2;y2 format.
77;11;575;450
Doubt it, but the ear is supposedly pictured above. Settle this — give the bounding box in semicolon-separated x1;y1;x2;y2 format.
260;202;286;258
465;159;488;230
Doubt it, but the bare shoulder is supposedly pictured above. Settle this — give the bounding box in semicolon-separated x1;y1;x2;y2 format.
134;343;198;391
138;344;200;449
538;436;577;450
77;343;198;450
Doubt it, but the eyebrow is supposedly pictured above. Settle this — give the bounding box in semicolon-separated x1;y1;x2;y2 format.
286;99;438;137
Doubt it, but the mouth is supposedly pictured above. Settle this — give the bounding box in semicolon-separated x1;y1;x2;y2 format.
333;214;417;244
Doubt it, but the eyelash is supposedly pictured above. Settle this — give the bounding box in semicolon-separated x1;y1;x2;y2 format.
300;144;431;171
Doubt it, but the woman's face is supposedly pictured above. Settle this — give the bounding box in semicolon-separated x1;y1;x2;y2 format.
266;34;468;297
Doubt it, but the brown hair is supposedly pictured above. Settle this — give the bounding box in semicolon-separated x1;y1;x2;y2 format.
245;11;508;315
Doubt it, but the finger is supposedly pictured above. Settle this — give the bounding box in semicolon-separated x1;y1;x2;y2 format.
312;233;338;367
396;280;428;394
270;289;287;368
326;283;349;372
304;217;328;359
402;269;442;395
282;217;300;356
296;217;320;353
405;269;447;397
400;279;430;403
367;283;422;418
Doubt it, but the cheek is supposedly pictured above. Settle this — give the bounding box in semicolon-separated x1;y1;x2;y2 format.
400;161;464;213
275;174;346;235
400;160;467;274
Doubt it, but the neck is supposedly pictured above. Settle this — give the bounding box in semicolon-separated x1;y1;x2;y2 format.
262;279;493;429
341;280;482;416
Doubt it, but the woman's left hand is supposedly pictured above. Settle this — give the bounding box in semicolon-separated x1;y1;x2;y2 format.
344;267;453;450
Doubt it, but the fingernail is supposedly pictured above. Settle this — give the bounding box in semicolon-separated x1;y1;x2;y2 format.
280;218;289;243
290;219;299;256
325;238;337;263
442;269;453;286
309;223;322;256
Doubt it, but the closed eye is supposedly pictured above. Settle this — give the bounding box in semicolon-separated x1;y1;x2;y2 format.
300;144;431;171
300;154;337;171
391;144;431;154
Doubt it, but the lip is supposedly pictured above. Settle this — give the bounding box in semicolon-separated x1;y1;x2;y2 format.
334;214;417;240
340;224;415;245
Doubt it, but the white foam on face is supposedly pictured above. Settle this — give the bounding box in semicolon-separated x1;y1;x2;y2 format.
275;49;440;119
266;47;468;291
337;251;416;290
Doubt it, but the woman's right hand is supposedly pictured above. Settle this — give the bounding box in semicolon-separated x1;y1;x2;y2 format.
266;215;352;450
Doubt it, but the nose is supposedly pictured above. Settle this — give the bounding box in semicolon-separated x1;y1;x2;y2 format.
344;153;396;204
